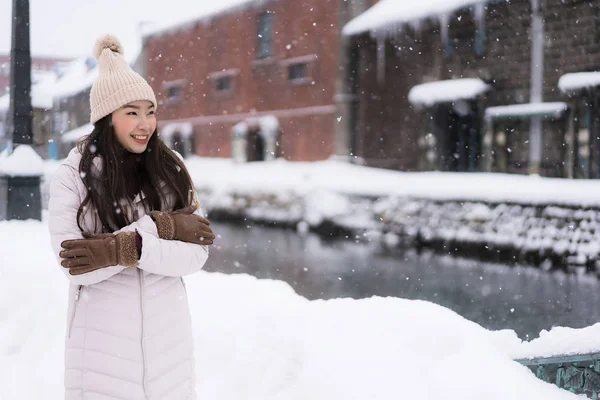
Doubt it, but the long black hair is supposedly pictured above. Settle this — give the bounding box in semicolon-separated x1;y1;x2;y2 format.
76;115;195;232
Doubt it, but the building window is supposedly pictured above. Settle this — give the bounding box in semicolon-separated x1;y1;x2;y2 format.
209;69;239;96
167;86;182;101
257;12;273;59
216;75;232;92
288;62;308;81
162;79;186;105
281;55;316;85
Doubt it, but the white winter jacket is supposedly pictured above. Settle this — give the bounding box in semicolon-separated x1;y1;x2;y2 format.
48;147;208;400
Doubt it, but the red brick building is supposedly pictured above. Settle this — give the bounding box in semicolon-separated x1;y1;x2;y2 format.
142;0;372;161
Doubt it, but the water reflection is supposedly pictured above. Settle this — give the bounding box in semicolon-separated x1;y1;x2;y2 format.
204;221;600;339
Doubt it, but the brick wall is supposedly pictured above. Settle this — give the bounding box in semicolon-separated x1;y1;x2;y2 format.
144;0;340;161
351;0;583;174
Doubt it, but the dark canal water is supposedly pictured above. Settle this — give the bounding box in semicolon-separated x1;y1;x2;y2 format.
203;221;600;339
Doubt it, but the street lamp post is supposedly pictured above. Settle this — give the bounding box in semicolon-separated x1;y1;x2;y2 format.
0;0;42;221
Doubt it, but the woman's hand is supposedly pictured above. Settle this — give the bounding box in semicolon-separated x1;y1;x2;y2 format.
59;231;139;275
149;206;215;246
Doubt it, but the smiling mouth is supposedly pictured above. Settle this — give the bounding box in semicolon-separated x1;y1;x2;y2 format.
131;135;149;144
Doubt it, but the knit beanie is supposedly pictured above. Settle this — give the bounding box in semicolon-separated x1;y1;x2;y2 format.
89;35;157;124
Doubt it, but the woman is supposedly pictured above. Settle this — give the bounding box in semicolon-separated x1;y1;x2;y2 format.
48;35;214;400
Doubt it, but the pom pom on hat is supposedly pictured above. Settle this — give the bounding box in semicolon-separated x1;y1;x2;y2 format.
89;34;157;124
93;34;124;60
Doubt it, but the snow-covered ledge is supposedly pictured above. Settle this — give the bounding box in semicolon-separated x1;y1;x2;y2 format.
0;145;44;177
558;71;600;93
408;78;489;107
485;103;568;121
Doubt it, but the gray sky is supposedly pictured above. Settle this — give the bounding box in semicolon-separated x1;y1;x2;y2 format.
0;0;221;58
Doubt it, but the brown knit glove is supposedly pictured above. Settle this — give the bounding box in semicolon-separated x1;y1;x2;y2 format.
60;232;139;275
149;205;215;246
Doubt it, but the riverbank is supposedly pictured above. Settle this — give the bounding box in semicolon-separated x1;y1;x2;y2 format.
185;157;600;275
43;156;600;275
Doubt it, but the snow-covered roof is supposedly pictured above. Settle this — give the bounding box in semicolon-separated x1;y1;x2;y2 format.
60;123;93;143
51;57;98;100
408;78;489;107
160;122;194;139
142;0;260;38
558;71;600;93
0;69;58;112
343;0;489;36
485;103;568;121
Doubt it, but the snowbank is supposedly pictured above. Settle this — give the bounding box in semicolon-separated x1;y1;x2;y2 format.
182;157;600;208
0;218;584;399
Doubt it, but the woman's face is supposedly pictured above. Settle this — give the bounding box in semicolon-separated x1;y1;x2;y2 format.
111;100;157;153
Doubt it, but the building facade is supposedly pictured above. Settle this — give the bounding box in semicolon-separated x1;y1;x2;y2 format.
343;0;600;178
143;0;371;162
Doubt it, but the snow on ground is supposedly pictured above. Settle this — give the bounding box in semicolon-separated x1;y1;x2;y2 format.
0;217;588;399
181;156;600;208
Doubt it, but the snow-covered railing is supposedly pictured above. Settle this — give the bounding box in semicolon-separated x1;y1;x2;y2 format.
517;353;600;398
484;102;569;121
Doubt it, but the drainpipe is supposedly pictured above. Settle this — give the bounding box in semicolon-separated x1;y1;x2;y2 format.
529;0;544;175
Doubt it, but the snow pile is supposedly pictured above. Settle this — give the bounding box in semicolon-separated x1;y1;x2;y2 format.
343;0;489;36
0;218;585;399
408;78;489;107
0;145;44;177
512;323;600;360
558;71;600;93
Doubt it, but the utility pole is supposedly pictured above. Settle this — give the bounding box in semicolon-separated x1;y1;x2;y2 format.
0;0;42;221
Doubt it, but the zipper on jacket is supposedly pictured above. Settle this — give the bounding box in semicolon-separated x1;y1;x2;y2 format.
139;269;148;397
68;285;83;338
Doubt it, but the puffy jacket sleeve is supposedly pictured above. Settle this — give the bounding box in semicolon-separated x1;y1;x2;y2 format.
115;206;210;277
48;164;126;286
